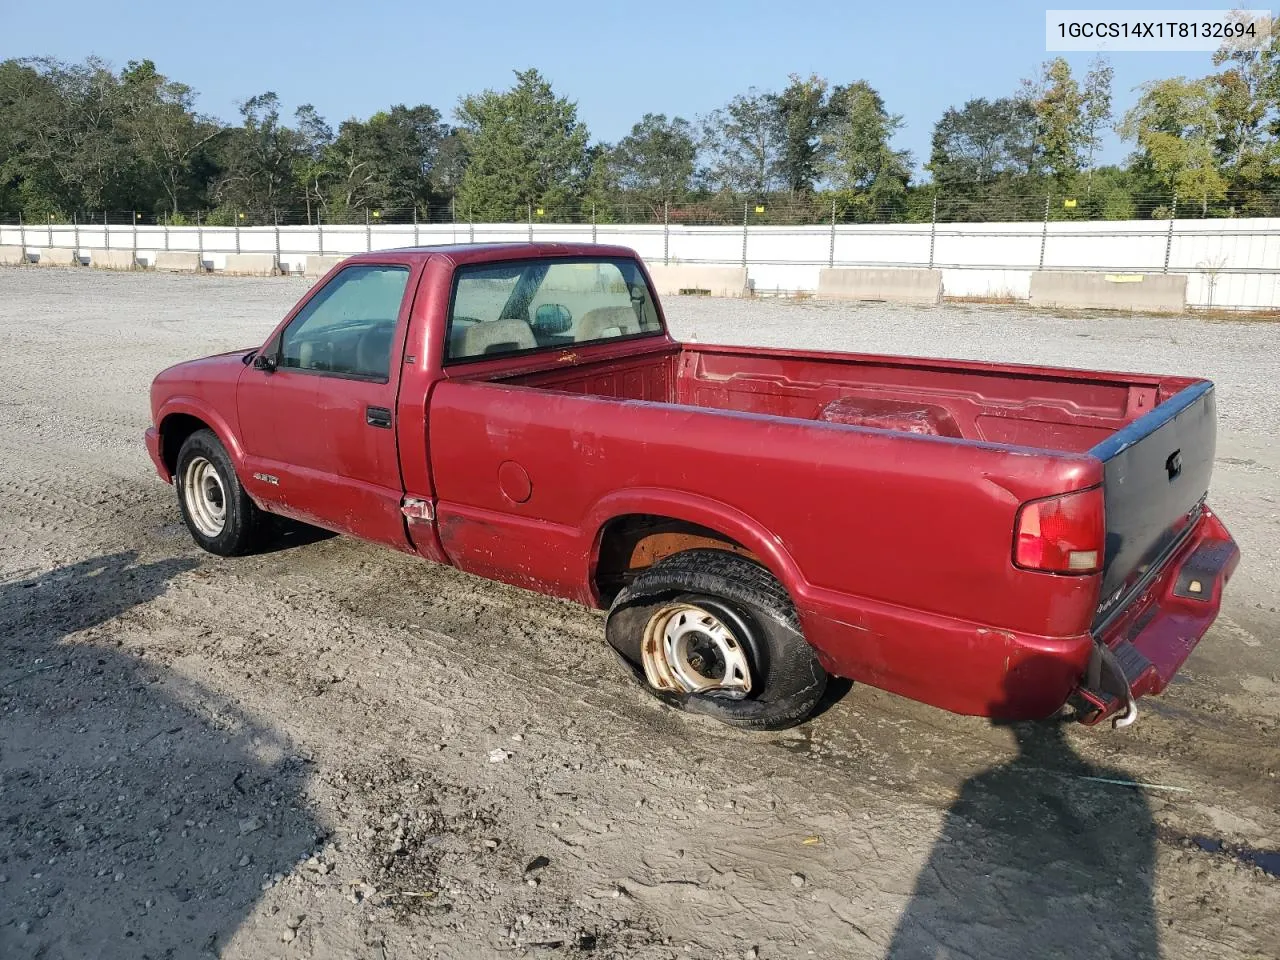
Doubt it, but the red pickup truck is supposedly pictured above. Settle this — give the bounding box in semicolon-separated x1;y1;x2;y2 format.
146;243;1238;730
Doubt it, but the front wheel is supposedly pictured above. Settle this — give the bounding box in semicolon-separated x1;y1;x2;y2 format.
606;550;827;730
175;429;263;556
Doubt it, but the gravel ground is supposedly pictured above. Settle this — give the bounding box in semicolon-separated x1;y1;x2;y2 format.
1;267;1277;960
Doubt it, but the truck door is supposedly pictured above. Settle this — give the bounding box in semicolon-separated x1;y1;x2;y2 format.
237;262;416;550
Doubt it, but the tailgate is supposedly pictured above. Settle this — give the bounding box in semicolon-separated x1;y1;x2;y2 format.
1090;380;1216;630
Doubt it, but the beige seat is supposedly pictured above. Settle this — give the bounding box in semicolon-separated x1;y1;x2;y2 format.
356;327;394;377
451;318;537;358
576;306;640;341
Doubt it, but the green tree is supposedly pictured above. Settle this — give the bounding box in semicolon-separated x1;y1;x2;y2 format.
0;59;63;214
821;81;911;218
1081;57;1114;193
1024;57;1085;185
1119;77;1228;215
322;104;450;216
292;104;333;223
774;74;829;195
214;93;305;219
701;89;783;196
16;57;140;213
927;97;1037;186
454;68;589;220
1210;23;1280;210
119;60;221;214
612;113;697;216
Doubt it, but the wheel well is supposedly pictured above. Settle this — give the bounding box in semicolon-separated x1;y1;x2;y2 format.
158;413;210;476
594;514;761;605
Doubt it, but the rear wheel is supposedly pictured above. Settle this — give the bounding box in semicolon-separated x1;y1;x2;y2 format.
175;429;263;556
606;550;827;730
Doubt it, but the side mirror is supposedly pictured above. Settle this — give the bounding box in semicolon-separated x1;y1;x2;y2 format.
252;352;277;372
532;303;573;335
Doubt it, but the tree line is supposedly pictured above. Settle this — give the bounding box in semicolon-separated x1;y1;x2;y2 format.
1;37;1277;226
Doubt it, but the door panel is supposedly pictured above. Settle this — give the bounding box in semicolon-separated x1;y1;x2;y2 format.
236;263;415;550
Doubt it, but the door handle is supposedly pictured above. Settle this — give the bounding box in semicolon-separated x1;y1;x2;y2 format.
366;406;392;429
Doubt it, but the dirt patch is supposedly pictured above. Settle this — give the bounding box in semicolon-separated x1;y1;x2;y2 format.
1;268;1278;959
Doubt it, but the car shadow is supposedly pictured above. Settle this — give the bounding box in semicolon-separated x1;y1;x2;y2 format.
254;516;338;554
0;552;322;959
883;661;1159;960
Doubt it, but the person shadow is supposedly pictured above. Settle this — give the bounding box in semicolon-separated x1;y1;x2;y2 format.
0;552;322;959
884;659;1160;960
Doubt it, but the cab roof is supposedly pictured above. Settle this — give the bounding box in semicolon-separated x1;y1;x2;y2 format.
342;241;640;267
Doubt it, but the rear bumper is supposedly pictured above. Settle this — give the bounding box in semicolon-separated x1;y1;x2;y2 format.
797;505;1237;724
144;427;172;483
1073;505;1239;725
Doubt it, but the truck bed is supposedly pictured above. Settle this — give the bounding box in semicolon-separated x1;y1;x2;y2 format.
488;340;1215;636
498;341;1198;455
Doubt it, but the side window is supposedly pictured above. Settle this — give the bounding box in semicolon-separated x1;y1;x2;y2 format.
445;258;662;362
279;265;411;380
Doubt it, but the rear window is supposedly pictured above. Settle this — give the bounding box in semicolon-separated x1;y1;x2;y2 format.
445;257;663;362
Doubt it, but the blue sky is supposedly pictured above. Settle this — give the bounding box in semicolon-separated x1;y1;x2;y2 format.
2;0;1249;175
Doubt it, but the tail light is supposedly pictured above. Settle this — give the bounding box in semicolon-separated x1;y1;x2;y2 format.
1014;487;1105;574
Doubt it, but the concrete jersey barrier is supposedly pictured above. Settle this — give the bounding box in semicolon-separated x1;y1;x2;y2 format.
154;251;203;273
818;268;943;305
90;250;137;270
1029;272;1187;313
222;253;279;276
33;248;78;267
0;245;26;266
645;265;750;298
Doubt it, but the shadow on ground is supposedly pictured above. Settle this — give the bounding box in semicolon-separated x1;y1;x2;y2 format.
0;552;322;959
885;661;1159;959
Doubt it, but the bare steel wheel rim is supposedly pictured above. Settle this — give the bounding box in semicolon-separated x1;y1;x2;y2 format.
183;456;227;538
640;602;752;697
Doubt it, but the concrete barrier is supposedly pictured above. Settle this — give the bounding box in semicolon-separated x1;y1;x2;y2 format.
645;265;750;298
1029;271;1187;313
304;255;346;278
818;268;943;305
33;248;78;268
222;253;279;276
0;245;26;265
154;251;203;273
90;249;137;270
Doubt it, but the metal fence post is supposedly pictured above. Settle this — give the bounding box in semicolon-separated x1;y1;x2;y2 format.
102;211;107;252
196;211;203;268
132;212;138;266
274;214;283;273
235;213;241;254
928;195;938;269
663;200;670;265
468;205;474;244
365;209;372;252
18;212;25;257
47;215;53;248
1163;193;1178;274
1038;193;1050;268
164;214;170;252
741;201;748;268
414;207;420;247
527;203;533;242
73;213;80;257
829;198;836;268
591;204;597;244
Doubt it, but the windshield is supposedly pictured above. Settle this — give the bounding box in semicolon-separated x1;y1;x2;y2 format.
445;257;663;362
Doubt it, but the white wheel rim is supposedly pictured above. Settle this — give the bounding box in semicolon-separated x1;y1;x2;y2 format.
641;602;752;697
182;456;226;537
